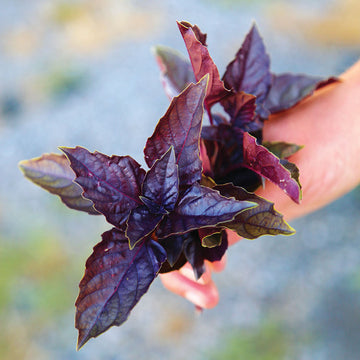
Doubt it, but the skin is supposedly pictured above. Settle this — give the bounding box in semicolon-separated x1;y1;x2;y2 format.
160;60;360;309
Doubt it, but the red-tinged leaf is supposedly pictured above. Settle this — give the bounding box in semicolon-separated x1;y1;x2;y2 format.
178;21;230;107
157;183;256;238
263;141;303;159
223;23;272;118
265;74;339;114
215;183;295;239
75;228;166;349
243;132;301;203
61;146;145;230
153;45;196;98
126;147;179;248
144;77;207;186
198;227;222;247
200;139;213;177
280;159;301;190
181;21;208;46
183;230;228;279
220;91;258;132
19;153;99;215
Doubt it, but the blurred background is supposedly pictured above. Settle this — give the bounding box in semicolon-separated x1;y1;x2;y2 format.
1;0;360;359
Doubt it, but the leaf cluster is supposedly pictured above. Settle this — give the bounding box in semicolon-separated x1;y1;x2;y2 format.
19;20;336;348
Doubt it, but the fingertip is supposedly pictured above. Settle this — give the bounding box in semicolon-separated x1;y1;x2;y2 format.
159;270;219;309
184;282;219;309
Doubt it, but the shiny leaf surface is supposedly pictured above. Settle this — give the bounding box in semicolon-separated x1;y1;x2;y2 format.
157;183;256;237
126;147;179;248
178;21;230;107
243;133;301;203
61;147;145;229
265;73;338;114
144;77;207;186
223;24;272;118
142;146;179;213
215;183;295;239
75;228;166;349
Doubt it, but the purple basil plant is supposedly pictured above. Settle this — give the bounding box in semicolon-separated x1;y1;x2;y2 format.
19;21;336;349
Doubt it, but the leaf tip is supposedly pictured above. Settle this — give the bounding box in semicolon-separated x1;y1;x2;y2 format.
287;224;296;235
243;200;258;211
198;73;210;94
58;146;73;160
250;20;259;31
76;333;89;351
248;21;262;41
18;159;27;173
177;20;191;29
58;145;70;153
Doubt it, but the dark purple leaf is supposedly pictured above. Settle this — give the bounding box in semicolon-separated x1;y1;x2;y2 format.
177;21;230;107
242;133;301;203
126;147;179;248
75;228;166;349
202;123;263;191
126;206;164;249
215;183;295;239
19;153;99;215
280;159;301;189
144;77;207;186
61;146;145;230
220;91;258;131
158;233;188;267
223;24;272;119
201;125;224;143
157;183;255;237
265;73;339;114
142;146;179;213
158;253;187;274
217;167;262;192
263;141;303;159
183;232;206;279
204;123;244;164
153;45;196;98
184;230;228;279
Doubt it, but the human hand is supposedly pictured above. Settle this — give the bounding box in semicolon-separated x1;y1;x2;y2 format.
160;60;360;308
